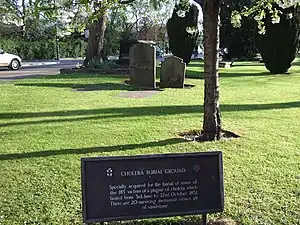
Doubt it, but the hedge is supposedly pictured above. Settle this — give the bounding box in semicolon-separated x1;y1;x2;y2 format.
0;38;87;60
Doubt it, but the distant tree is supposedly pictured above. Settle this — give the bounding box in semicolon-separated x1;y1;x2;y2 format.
79;0;164;66
167;0;201;64
0;0;76;40
0;0;27;35
257;5;300;73
220;0;257;59
126;0;173;41
0;22;22;37
232;0;300;74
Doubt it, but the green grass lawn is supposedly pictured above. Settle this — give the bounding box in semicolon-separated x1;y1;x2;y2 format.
0;60;299;225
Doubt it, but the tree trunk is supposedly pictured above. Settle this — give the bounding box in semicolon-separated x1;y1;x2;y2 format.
201;0;221;141
84;9;108;67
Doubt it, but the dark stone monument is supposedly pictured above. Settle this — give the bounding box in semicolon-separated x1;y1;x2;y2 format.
129;43;156;88
81;151;224;224
117;40;156;67
117;40;139;66
160;56;186;88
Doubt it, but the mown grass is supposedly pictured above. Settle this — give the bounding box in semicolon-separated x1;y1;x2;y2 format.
0;60;299;225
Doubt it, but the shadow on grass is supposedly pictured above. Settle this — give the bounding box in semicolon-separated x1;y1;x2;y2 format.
0;105;201;119
186;70;204;79
1;102;300;119
231;62;263;67
15;82;132;91
219;71;271;77
39;73;129;80
0;102;299;127
0;138;186;160
0;74;49;80
187;62;204;68
185;70;272;79
291;61;300;67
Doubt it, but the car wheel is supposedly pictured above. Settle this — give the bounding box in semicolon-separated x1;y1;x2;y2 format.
10;59;20;70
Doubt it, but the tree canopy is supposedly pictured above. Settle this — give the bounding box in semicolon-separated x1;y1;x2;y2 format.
232;0;300;34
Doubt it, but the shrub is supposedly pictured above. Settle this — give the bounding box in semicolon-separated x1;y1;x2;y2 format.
220;0;258;59
86;59;119;69
257;5;300;74
167;0;200;65
0;38;87;60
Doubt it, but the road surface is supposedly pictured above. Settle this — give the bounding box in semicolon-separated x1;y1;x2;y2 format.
0;59;83;81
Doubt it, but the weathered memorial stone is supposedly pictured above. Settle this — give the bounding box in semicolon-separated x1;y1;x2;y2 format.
130;43;156;88
117;40;156;67
160;56;186;88
117;40;139;66
81;151;224;223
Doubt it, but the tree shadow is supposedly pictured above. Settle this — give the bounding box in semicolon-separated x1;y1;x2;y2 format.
0;102;299;127
15;82;133;91
186;70;204;79
291;61;300;67
1;102;299;119
0;74;50;81
187;62;204;68
0;138;186;161
43;73;130;80
185;70;271;79
219;71;272;77
232;63;263;67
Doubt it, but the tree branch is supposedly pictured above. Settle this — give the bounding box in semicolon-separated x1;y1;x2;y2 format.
4;0;23;16
118;0;136;5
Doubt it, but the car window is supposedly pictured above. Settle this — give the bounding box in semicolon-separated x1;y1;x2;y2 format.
0;49;4;54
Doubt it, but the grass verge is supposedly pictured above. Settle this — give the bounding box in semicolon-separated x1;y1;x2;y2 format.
0;60;299;225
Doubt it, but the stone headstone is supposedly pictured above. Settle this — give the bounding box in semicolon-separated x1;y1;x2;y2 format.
129;43;156;88
160;56;186;88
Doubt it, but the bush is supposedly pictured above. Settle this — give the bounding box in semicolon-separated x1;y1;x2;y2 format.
257;5;300;74
167;0;200;65
0;38;87;60
220;0;258;59
84;59;119;69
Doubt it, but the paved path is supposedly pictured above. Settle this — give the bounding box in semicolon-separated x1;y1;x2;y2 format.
0;59;83;81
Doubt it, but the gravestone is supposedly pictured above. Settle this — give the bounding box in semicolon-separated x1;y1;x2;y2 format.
160;56;186;88
130;43;156;88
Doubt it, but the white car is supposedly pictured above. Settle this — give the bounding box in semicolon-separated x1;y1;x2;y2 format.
0;49;22;70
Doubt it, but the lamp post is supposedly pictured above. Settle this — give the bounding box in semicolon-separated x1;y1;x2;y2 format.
55;36;59;60
54;0;59;60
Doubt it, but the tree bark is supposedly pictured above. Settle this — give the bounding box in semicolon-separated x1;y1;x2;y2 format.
201;0;222;141
84;9;108;67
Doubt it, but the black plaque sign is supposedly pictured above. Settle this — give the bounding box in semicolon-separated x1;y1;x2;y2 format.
81;151;224;223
